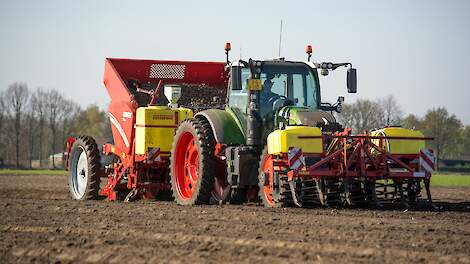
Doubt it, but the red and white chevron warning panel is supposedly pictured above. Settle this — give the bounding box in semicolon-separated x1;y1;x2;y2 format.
420;149;435;173
413;148;435;177
147;147;161;164
288;147;306;172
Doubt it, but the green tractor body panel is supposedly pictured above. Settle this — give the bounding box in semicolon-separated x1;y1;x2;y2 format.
195;108;245;145
196;104;336;147
275;106;306;126
275;106;337;129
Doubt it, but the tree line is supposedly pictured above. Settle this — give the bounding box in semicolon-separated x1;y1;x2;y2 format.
1;83;468;168
337;95;470;162
0;83;111;169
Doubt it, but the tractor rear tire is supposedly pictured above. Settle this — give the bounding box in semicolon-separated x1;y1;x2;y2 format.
170;119;218;205
68;135;101;200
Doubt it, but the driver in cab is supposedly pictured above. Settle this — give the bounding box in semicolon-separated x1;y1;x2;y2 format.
260;73;281;111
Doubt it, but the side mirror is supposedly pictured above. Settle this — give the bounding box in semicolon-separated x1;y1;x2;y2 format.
347;68;357;93
230;66;242;91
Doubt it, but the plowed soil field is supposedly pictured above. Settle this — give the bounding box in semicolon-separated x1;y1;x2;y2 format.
1;175;469;263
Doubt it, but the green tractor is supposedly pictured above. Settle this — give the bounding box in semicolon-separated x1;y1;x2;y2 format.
169;44;358;207
68;43;433;208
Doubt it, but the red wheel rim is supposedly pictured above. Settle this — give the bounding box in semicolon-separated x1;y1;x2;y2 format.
174;132;199;200
262;154;275;206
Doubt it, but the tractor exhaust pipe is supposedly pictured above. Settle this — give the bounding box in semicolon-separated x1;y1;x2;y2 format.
246;59;262;147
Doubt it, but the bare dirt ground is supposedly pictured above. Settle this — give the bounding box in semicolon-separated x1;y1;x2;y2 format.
0;175;469;264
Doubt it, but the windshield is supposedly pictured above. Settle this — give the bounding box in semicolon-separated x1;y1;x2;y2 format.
241;63;319;109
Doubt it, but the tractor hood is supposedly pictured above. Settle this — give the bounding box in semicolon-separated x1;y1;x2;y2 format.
276;106;337;128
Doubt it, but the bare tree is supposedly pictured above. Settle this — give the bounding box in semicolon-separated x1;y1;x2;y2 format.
44;89;66;169
61;99;80;144
379;94;403;126
61;99;81;168
0;91;5;133
32;88;47;167
0;92;5;164
26;101;37;168
4;83;30;168
337;99;385;133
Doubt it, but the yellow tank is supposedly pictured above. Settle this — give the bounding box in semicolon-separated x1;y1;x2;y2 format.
267;126;323;155
370;127;425;155
135;106;193;155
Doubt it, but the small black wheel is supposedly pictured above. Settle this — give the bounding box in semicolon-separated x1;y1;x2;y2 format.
68;135;101;200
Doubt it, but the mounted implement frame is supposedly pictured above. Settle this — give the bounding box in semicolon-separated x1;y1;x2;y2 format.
262;128;436;208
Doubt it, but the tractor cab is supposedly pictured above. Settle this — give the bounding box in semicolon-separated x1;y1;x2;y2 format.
227;57;354;143
228;60;320;139
229;60;320;112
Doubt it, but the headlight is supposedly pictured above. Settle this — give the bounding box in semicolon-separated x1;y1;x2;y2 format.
336;104;342;113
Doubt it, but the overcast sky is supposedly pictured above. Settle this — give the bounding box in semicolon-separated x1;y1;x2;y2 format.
1;0;469;124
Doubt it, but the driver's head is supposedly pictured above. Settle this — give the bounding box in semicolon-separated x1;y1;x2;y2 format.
263;73;275;91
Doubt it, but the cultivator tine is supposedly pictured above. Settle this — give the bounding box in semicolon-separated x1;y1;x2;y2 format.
397;182;409;208
369;181;383;208
343;180;351;206
405;179;421;205
288;180;302;207
324;179;342;206
316;179;326;206
343;179;367;207
219;186;233;205
424;178;439;210
124;189;138;202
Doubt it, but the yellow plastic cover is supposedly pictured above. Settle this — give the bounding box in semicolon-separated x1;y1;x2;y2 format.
370;127;425;155
267;126;323;155
135;106;193;155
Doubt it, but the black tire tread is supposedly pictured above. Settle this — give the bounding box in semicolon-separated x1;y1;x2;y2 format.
68;135;101;200
170;118;216;205
258;147;292;208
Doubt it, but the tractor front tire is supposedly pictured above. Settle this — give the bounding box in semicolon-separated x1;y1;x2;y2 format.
68;135;101;200
258;148;281;208
170;119;217;205
259;147;294;208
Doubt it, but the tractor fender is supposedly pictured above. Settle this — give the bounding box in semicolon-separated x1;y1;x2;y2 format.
195;109;245;145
